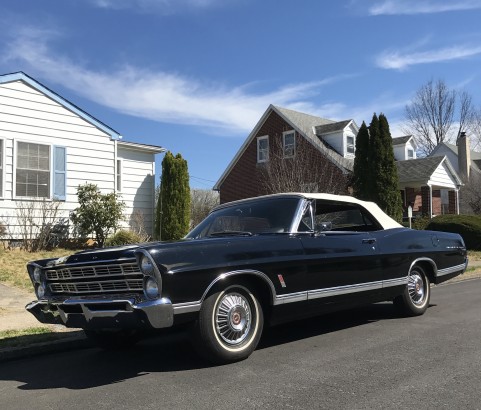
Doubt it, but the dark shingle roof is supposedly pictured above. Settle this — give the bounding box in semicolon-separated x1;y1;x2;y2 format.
314;120;352;135
392;136;412;146
396;157;445;183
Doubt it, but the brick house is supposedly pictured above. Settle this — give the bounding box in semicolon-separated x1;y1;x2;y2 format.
215;105;464;216
214;105;357;203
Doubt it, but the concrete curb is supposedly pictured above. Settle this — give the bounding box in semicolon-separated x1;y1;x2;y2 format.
0;331;91;363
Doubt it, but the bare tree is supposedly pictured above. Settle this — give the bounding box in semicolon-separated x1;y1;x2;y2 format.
403;79;476;155
190;189;219;229
259;134;348;195
461;170;481;215
469;106;481;150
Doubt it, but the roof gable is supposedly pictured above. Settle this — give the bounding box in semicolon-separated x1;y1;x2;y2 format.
214;105;356;190
0;71;121;139
396;156;462;186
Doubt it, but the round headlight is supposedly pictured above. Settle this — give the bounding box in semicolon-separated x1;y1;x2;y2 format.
33;267;42;283
140;255;154;275
144;277;159;299
36;284;46;299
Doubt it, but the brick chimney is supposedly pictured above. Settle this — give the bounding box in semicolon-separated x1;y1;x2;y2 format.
457;131;471;181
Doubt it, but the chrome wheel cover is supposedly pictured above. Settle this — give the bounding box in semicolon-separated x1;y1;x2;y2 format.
408;272;425;306
215;292;252;345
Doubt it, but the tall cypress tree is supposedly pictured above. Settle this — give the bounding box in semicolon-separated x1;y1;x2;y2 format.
377;114;403;221
155;152;191;240
368;113;382;205
352;121;371;200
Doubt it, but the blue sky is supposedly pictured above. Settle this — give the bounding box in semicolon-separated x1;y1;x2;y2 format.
1;0;481;188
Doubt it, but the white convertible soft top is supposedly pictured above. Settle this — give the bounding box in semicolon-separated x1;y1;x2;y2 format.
296;192;403;230
220;192;403;231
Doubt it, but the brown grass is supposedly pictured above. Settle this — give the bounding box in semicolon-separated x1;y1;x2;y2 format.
0;248;76;291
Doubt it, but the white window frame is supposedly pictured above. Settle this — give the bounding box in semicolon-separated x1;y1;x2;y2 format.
13;140;52;200
283;131;296;158
346;135;355;156
116;158;123;192
0;139;4;198
257;135;269;163
407;148;414;159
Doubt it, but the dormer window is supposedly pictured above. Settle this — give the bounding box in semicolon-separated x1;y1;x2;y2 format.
283;131;295;158
407;148;414;159
257;135;269;163
346;135;355;155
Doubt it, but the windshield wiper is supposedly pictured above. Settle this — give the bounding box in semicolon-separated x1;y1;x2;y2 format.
208;230;253;237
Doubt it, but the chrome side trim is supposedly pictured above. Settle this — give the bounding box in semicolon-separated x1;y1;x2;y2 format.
173;274;412;313
173;301;202;314
383;276;409;287
437;263;466;277
308;280;384;300
273;291;307;305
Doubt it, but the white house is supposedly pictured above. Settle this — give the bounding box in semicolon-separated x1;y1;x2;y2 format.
0;72;165;241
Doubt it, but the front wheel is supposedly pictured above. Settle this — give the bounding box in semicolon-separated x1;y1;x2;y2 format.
192;285;264;364
394;265;430;316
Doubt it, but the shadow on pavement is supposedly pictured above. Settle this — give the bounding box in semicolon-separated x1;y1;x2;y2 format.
0;302;413;391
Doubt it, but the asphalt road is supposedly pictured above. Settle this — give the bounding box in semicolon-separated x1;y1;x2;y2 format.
1;278;480;410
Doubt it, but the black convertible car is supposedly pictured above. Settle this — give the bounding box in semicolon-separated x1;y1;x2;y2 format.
26;193;467;363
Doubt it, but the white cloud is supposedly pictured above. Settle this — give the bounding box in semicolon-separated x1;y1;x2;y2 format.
376;44;481;70
369;0;481;15
3;26;353;135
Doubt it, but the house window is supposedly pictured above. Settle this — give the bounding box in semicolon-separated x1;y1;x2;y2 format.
346;135;355;155
257;136;269;163
116;159;123;192
0;140;3;197
407;148;414;159
283;131;295;158
16;142;50;198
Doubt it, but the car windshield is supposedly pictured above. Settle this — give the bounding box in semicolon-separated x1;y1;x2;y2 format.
186;197;301;239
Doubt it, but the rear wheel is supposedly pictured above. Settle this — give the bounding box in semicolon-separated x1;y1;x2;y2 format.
84;329;141;350
394;265;430;316
192;285;264;364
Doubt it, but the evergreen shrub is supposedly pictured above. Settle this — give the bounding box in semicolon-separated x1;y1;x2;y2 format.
105;230;142;247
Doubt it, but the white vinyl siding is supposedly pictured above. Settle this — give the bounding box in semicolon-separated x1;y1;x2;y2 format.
428;162;457;189
283;131;295;158
117;147;156;234
0;139;3;197
257;135;269;163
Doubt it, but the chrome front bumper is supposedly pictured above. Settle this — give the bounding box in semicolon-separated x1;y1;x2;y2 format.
26;297;174;330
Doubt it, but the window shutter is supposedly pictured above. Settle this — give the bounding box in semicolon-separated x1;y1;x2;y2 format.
53;146;66;200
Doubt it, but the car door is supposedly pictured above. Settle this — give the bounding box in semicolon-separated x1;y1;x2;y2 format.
298;200;383;304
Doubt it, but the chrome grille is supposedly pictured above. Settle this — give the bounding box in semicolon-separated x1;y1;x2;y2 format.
49;279;144;294
45;260;144;296
45;262;139;280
